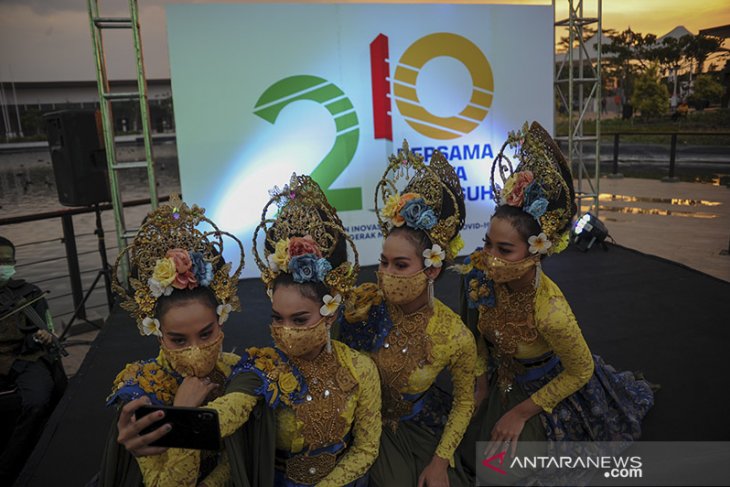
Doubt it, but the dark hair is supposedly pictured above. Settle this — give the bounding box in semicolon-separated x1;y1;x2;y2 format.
491;205;542;243
154;285;219;322
389;226;432;257
0;236;15;257
271;273;332;304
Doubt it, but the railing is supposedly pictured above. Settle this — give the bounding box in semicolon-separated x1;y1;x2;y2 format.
0;196;169;339
605;132;730;182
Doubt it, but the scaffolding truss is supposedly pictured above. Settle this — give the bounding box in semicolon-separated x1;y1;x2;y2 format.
554;0;602;217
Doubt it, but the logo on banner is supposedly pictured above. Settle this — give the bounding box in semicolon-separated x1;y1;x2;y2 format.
254;32;494;211
371;33;494;140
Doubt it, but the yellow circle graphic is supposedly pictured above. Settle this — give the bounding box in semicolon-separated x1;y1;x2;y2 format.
393;33;494;140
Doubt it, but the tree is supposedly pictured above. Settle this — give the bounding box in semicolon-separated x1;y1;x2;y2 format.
689;74;724;109
684;35;724;75
603;29;659;100
631;65;670;118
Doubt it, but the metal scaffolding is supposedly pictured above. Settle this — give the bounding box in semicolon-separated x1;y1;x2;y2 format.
87;0;159;278
554;0;602;217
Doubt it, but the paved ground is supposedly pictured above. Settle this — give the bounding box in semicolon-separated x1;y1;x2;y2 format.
577;176;730;282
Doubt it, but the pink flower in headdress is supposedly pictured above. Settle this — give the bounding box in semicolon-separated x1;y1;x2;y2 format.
166;249;192;273
172;270;198;290
165;248;198;290
505;171;534;207
289;236;322;258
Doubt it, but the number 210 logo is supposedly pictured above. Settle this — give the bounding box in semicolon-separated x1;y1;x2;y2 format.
253;32;494;212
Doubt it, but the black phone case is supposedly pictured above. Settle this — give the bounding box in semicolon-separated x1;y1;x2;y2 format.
135;405;221;451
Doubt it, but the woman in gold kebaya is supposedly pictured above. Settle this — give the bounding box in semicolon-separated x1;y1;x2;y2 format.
340;143;476;487
100;196;245;486
457;122;654;485
221;174;381;486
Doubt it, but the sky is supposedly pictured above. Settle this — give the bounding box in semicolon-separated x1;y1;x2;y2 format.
0;0;728;82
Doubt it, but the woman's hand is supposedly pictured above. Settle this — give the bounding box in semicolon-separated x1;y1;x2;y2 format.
173;376;218;407
417;455;450;487
484;409;526;459
483;398;542;459
117;396;171;457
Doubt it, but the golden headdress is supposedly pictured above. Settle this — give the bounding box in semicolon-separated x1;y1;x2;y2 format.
375;140;466;260
490;121;577;255
252;174;359;304
113;195;244;336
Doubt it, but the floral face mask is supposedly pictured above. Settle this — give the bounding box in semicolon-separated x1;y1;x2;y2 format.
484;253;540;284
376;269;429;305
161;331;224;377
271;317;329;358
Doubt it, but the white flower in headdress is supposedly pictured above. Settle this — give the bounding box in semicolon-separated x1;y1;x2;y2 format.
148;277;173;298
423;244;446;268
320;294;342;317
217;303;233;324
267;254;280;273
528;233;552;255
266;287;273;302
142;317;162;337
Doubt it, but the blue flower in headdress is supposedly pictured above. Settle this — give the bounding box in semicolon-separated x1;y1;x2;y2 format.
289;254;319;283
526;198;549;220
190;251;214;286
401;198;437;230
523;181;546;208
315;258;332;282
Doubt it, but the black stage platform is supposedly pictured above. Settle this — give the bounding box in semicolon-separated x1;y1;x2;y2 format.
14;244;730;486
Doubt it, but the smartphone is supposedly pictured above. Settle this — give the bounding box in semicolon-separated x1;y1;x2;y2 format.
135;404;221;450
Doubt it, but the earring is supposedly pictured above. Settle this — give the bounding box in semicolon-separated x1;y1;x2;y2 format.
428;279;434;308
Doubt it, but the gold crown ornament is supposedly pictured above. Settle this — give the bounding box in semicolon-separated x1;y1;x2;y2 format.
490;121;577;255
112;194;244;336
252;174;359;305
375;140;466;261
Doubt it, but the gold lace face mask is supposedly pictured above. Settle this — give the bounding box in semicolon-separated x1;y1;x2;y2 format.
376;269;428;305
271;317;329;358
485;254;540;283
161;331;224;378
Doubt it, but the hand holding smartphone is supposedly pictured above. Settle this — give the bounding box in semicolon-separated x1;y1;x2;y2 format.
134;405;221;450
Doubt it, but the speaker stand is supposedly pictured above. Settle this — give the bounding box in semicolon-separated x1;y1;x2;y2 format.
58;204;112;344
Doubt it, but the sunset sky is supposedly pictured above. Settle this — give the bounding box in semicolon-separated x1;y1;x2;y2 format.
0;0;728;82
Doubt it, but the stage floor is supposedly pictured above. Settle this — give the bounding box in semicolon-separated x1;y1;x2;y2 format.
15;244;730;486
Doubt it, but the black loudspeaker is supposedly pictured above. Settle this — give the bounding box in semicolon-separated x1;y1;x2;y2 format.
44;110;111;207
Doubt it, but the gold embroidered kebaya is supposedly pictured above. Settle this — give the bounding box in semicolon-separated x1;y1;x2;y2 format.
477;282;539;394
372;303;434;430
287;349;358;483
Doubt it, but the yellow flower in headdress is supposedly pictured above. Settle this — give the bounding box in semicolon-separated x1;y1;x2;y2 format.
381;193;401;222
268;238;291;272
152;258;177;287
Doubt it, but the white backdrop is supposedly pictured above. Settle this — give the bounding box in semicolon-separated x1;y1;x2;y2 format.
167;3;553;278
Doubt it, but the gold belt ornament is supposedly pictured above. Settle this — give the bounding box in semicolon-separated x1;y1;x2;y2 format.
286;452;338;484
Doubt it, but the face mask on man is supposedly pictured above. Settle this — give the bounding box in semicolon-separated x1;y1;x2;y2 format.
0;265;16;284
